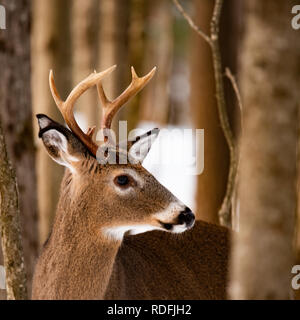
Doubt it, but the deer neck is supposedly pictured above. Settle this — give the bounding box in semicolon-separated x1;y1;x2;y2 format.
44;179;122;299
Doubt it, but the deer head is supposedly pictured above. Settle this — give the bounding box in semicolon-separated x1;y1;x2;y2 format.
37;65;195;241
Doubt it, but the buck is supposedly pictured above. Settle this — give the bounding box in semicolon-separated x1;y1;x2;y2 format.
32;65;229;300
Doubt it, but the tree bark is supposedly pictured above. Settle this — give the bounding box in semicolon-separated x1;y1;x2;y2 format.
229;0;300;299
0;0;38;295
98;0;130;137
190;0;232;223
220;0;243;230
0;117;27;300
126;0;147;130
71;0;99;129
32;0;71;244
139;0;173;126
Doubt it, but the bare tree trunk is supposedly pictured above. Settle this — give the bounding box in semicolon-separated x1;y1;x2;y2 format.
0;117;27;300
189;0;229;224
32;0;71;244
126;0;147;130
139;0;173;126
0;0;38;295
229;0;300;299
220;0;243;128
71;0;99;130
98;0;130;137
98;0;117;102
220;0;244;230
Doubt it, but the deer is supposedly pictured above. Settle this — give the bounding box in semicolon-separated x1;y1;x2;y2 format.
32;65;230;300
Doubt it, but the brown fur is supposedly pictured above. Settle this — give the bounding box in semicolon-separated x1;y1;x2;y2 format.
106;221;229;299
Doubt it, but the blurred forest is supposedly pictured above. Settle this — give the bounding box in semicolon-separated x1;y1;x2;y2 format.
0;0;300;300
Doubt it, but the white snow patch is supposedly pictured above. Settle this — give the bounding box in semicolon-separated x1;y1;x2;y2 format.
140;121;197;211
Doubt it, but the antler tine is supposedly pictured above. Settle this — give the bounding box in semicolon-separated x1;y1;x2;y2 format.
97;66;157;129
95;70;110;108
86;126;96;138
49;65;116;155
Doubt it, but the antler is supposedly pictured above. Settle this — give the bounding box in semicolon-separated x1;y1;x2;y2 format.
49;65;156;156
97;66;156;129
49;65;116;155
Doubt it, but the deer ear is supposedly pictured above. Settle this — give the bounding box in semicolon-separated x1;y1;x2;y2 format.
128;128;159;163
36;114;87;171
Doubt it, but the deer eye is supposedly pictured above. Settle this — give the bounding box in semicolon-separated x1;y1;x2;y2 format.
115;175;130;187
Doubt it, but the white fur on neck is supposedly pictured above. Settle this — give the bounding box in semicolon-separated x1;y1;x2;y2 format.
103;224;162;241
103;202;191;240
172;224;191;234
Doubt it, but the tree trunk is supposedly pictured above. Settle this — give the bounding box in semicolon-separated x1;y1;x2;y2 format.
0;116;27;300
98;0;130;138
220;0;244;230
97;0;117;136
139;0;173;126
71;0;99;130
32;0;72;244
190;0;239;224
126;0;147;130
229;0;300;299
0;0;38;295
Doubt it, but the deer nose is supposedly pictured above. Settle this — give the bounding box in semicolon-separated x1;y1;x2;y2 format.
178;207;195;228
